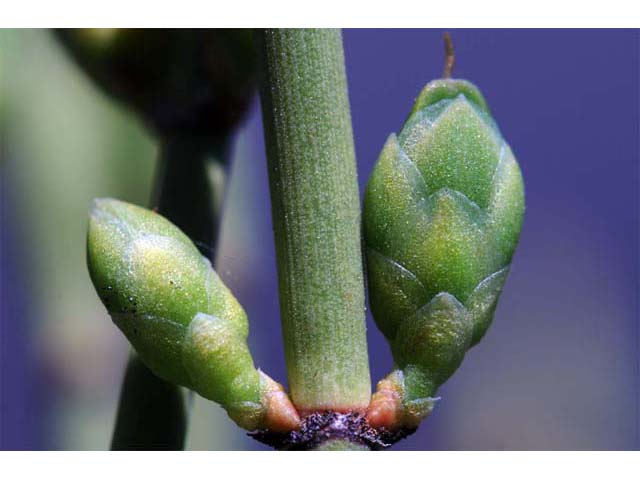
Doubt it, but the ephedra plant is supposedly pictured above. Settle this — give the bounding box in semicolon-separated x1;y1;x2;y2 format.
62;29;524;450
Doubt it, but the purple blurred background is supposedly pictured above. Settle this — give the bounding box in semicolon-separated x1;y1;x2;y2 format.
1;29;638;450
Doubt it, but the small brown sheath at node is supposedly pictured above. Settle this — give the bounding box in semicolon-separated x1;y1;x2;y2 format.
249;411;416;450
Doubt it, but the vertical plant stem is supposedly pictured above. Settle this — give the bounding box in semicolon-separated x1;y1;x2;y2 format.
313;439;369;451
110;134;229;450
110;355;188;450
255;29;371;414
153;135;229;252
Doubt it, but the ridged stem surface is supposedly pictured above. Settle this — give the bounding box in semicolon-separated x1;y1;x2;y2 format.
255;29;370;412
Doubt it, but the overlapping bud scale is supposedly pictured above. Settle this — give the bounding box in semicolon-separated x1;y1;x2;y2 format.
364;79;524;428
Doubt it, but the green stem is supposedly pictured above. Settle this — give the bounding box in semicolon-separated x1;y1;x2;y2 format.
153;135;229;253
110;355;189;450
255;29;370;414
110;134;229;450
313;439;369;451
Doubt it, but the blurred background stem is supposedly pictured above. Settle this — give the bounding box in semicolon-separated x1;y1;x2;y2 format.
50;29;256;450
255;29;371;426
110;134;230;450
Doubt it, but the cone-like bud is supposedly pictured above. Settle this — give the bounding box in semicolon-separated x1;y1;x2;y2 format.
87;198;299;432
364;79;524;428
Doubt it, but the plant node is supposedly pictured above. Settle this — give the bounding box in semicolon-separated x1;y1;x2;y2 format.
249;411;416;450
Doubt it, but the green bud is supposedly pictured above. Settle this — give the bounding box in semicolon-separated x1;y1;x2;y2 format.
364;79;524;406
57;29;256;138
87;198;299;431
